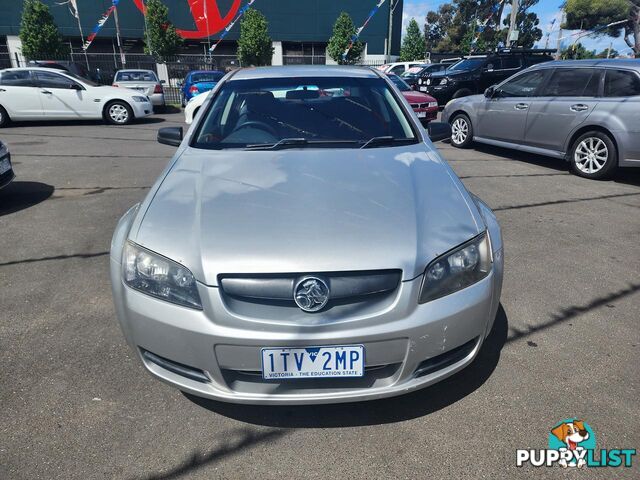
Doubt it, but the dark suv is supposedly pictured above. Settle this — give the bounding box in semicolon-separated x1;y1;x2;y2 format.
419;49;555;105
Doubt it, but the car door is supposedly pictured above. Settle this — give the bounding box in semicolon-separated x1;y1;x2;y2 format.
524;68;601;153
34;70;94;118
475;69;549;144
0;70;43;119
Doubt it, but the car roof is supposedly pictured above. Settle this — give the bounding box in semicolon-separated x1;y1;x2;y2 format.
189;70;224;74
1;67;74;73
116;69;156;73
530;59;640;70
231;65;380;80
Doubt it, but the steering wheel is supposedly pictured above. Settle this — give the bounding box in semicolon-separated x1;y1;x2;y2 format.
234;120;278;137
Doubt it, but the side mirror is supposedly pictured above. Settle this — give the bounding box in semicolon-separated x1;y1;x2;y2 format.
71;83;83;90
484;86;495;98
427;122;452;142
158;127;183;147
160;79;166;84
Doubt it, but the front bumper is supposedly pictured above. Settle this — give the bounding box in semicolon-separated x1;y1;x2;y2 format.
413;107;439;123
111;250;503;405
417;84;456;105
130;101;153;118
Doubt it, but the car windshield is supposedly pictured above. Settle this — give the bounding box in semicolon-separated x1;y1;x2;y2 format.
387;74;411;91
192;76;417;150
190;72;224;83
116;71;158;82
449;58;486;71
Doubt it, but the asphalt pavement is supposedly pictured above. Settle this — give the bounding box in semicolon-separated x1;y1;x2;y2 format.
1;112;639;479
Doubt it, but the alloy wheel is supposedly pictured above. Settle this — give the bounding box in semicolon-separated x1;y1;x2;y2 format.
574;137;608;174
109;104;129;124
451;118;468;145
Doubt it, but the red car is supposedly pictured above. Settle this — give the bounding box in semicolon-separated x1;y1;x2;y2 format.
387;73;439;123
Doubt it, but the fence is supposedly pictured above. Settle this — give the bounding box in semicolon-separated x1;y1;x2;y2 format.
13;52;239;104
282;55;326;65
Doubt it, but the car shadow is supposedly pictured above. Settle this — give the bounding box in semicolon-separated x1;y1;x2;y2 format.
185;305;508;428
5;117;166;128
0;181;54;216
470;143;640;186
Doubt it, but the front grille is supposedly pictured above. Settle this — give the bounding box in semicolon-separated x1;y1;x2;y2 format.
219;270;401;306
413;337;478;378
410;102;432;109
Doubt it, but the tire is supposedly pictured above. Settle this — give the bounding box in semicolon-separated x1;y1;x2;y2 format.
0;106;10;128
104;100;133;125
452;88;473;99
450;113;473;148
569;131;617;180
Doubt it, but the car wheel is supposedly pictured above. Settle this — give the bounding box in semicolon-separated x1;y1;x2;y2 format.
0;106;10;128
450;113;473;148
570;131;617;180
452;88;473;99
105;101;133;125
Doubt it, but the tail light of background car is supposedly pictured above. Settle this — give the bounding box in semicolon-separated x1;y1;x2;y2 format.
154;84;163;94
189;85;199;94
112;83;119;87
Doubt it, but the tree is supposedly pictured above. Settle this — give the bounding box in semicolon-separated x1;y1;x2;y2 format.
425;4;455;51
596;47;619;57
500;0;543;48
400;18;426;60
237;8;274;66
560;42;597;59
19;0;65;60
563;0;639;58
327;12;364;65
144;0;183;61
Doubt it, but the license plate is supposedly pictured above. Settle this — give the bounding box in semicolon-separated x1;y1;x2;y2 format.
134;87;146;92
261;345;364;379
0;158;10;175
416;111;427;118
419;86;427;92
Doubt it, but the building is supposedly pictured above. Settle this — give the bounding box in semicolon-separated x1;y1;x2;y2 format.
0;0;404;67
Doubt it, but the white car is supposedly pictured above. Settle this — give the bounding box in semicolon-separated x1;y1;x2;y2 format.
0;67;153;127
184;91;209;124
376;61;430;76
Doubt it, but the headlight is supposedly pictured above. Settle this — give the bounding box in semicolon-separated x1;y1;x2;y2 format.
419;233;492;304
439;78;449;85
428;101;438;108
426;79;431;85
123;242;202;309
132;96;149;103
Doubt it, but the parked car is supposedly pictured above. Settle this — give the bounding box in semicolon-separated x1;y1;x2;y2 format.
110;65;503;405
184;90;209;124
442;59;640;179
0;139;13;189
377;61;430;76
0;67;153;127
406;61;459;89
420;49;555;105
387;73;439;124
113;69;165;111
180;70;225;107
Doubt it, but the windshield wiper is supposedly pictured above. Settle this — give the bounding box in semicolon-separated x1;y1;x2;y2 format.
359;136;396;149
245;138;308;150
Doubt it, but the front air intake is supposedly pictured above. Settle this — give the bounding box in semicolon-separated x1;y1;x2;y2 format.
141;349;210;383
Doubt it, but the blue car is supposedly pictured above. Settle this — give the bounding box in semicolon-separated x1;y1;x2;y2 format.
180;70;225;107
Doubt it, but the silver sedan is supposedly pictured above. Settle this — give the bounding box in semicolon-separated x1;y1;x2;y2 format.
110;66;503;404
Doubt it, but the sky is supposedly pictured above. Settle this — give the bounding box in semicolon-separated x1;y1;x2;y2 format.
401;0;632;55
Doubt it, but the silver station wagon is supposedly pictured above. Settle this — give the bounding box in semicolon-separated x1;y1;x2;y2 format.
442;59;640;179
110;66;504;404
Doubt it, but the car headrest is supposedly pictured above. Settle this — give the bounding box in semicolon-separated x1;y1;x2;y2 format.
286;89;320;100
244;91;276;111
